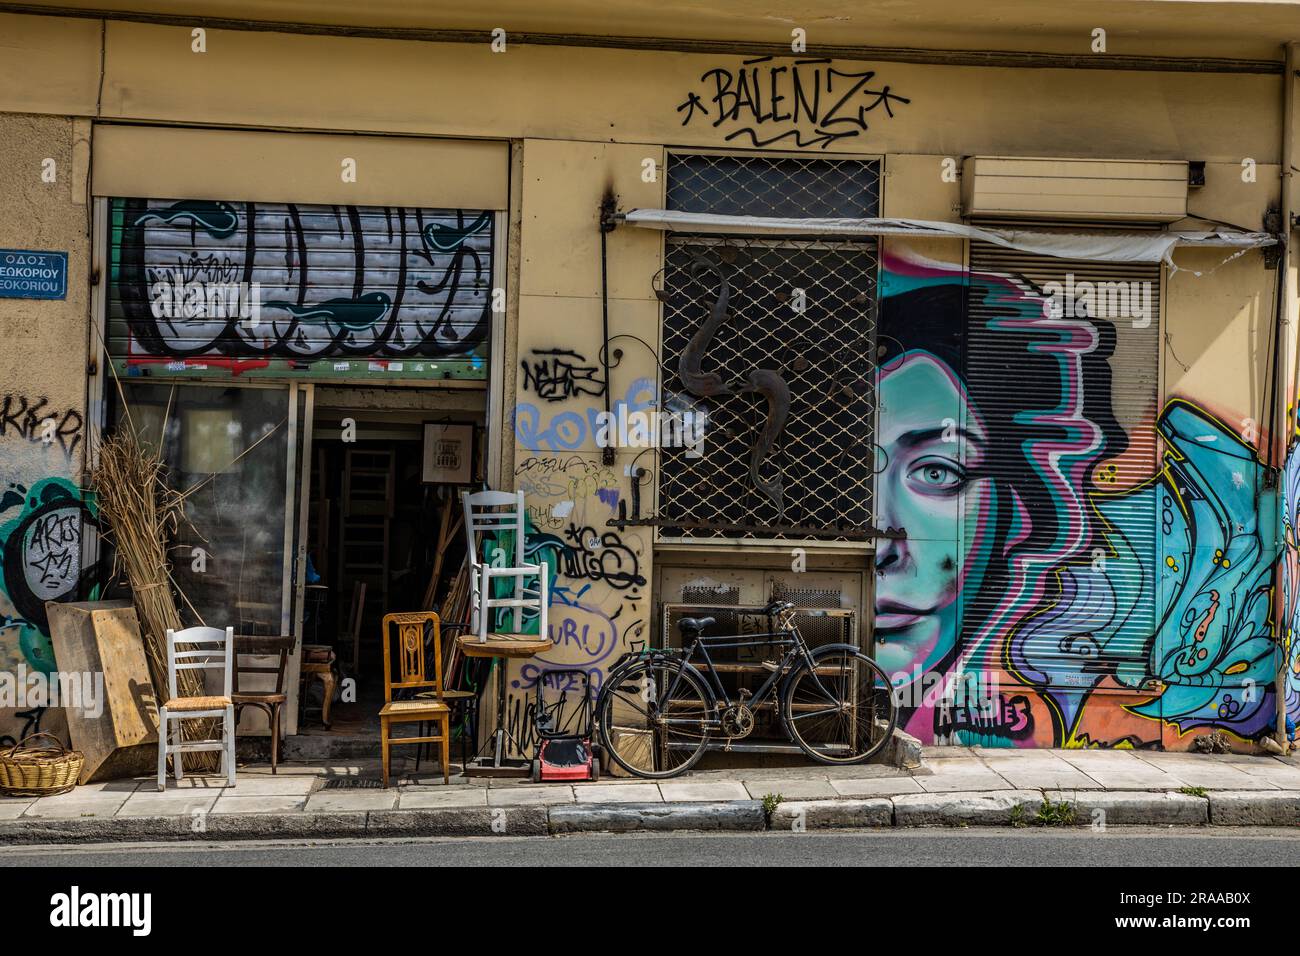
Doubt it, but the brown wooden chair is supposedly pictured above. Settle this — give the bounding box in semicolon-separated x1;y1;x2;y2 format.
380;611;450;787
414;621;477;775
232;635;293;774
298;644;338;728
346;580;367;677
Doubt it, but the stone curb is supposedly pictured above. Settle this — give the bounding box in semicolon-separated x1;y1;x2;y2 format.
368;806;550;837
1;789;1295;844
770;798;892;830
0;815;194;845
1207;790;1300;826
548;801;766;833
205;811;370;840
1043;790;1208;826
893;789;1044;826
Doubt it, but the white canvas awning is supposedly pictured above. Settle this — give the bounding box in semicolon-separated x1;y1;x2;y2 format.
618;209;1275;272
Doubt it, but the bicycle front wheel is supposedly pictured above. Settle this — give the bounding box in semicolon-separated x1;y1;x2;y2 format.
597;658;713;779
783;647;897;764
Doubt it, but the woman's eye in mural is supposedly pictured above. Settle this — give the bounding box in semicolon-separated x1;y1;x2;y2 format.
906;457;965;495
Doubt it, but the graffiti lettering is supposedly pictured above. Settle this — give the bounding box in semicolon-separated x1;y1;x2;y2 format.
677;57;911;149
23;509;80;591
0;706;44;749
934;694;1034;741
514;456;619;504
0;478;97;676
513;377;656;451
114;199;493;368
561;524;646;591
520;348;605;402
0;395;82;458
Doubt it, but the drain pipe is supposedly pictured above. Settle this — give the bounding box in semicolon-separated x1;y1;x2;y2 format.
1274;41;1297;754
599;193;619;467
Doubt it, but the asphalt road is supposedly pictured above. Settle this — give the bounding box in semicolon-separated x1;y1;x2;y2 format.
2;828;1298;866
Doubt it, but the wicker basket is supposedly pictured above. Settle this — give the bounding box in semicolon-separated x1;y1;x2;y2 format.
0;732;84;797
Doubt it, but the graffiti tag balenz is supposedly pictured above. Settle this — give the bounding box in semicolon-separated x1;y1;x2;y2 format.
676;56;911;149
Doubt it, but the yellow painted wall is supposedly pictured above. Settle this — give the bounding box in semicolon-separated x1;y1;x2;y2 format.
0;14;1283;164
503;139;662;751
0;112;93;742
0;9;1296;750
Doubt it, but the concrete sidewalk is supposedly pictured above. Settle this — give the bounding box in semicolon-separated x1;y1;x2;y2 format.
2;746;1299;843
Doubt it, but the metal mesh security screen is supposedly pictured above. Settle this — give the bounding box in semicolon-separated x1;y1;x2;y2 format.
658;236;878;539
657;154;881;541
666;153;881;218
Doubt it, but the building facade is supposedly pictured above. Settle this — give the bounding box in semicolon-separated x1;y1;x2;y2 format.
1;2;1299;752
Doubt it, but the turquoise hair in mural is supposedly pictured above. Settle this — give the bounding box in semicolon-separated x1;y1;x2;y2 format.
1013;400;1278;738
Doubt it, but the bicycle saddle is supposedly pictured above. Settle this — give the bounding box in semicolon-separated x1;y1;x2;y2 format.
676;616;715;636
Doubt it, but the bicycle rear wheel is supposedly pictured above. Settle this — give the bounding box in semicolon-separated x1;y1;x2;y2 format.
597;658;713;779
783;647;897;764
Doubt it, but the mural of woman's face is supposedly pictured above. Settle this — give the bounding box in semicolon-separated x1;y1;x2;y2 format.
874;352;988;680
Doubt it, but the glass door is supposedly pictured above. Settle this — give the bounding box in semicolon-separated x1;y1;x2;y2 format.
108;381;294;635
285;384;314;734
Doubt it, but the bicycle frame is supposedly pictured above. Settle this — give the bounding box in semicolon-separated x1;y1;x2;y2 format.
651;615;825;729
597;603;897;777
600;607;859;727
693;631;802;708
595;606;898;780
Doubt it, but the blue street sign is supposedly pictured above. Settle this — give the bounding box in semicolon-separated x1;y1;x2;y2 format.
0;249;67;300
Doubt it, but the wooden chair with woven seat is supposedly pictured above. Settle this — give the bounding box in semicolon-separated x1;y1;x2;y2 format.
232;635;293;774
413;621;477;774
380;611;451;787
158;625;236;791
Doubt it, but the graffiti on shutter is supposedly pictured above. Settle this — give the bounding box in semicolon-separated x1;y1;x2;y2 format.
878;246;1279;749
107;198;493;380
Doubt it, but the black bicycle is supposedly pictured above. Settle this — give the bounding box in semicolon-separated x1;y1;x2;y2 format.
595;600;898;779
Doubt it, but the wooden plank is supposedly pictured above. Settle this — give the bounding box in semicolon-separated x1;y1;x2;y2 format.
45;600;161;783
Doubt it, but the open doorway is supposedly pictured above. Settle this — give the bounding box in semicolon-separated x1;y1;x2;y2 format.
298;388;484;744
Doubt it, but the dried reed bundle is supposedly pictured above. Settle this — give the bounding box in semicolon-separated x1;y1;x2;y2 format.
90;423;220;773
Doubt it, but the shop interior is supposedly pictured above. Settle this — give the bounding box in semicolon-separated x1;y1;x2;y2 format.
104;381;488;750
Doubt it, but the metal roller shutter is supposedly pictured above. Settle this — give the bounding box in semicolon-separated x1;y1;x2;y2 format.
106;197;494;381
961;243;1161;691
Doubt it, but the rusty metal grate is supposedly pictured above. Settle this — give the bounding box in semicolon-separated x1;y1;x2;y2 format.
321;777;384;790
662;602;855;652
770;584;843;608
680;584;741;605
658;235;878;540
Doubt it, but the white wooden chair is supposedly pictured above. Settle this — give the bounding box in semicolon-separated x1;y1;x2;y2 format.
157;625;236;790
462;490;548;641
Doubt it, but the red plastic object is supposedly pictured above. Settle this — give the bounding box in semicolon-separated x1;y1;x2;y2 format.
536;737;596;781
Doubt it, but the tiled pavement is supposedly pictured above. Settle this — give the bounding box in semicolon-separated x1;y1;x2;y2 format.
3;747;1299;820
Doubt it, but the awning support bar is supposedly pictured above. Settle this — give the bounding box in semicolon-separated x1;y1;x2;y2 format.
615;209;1276;267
